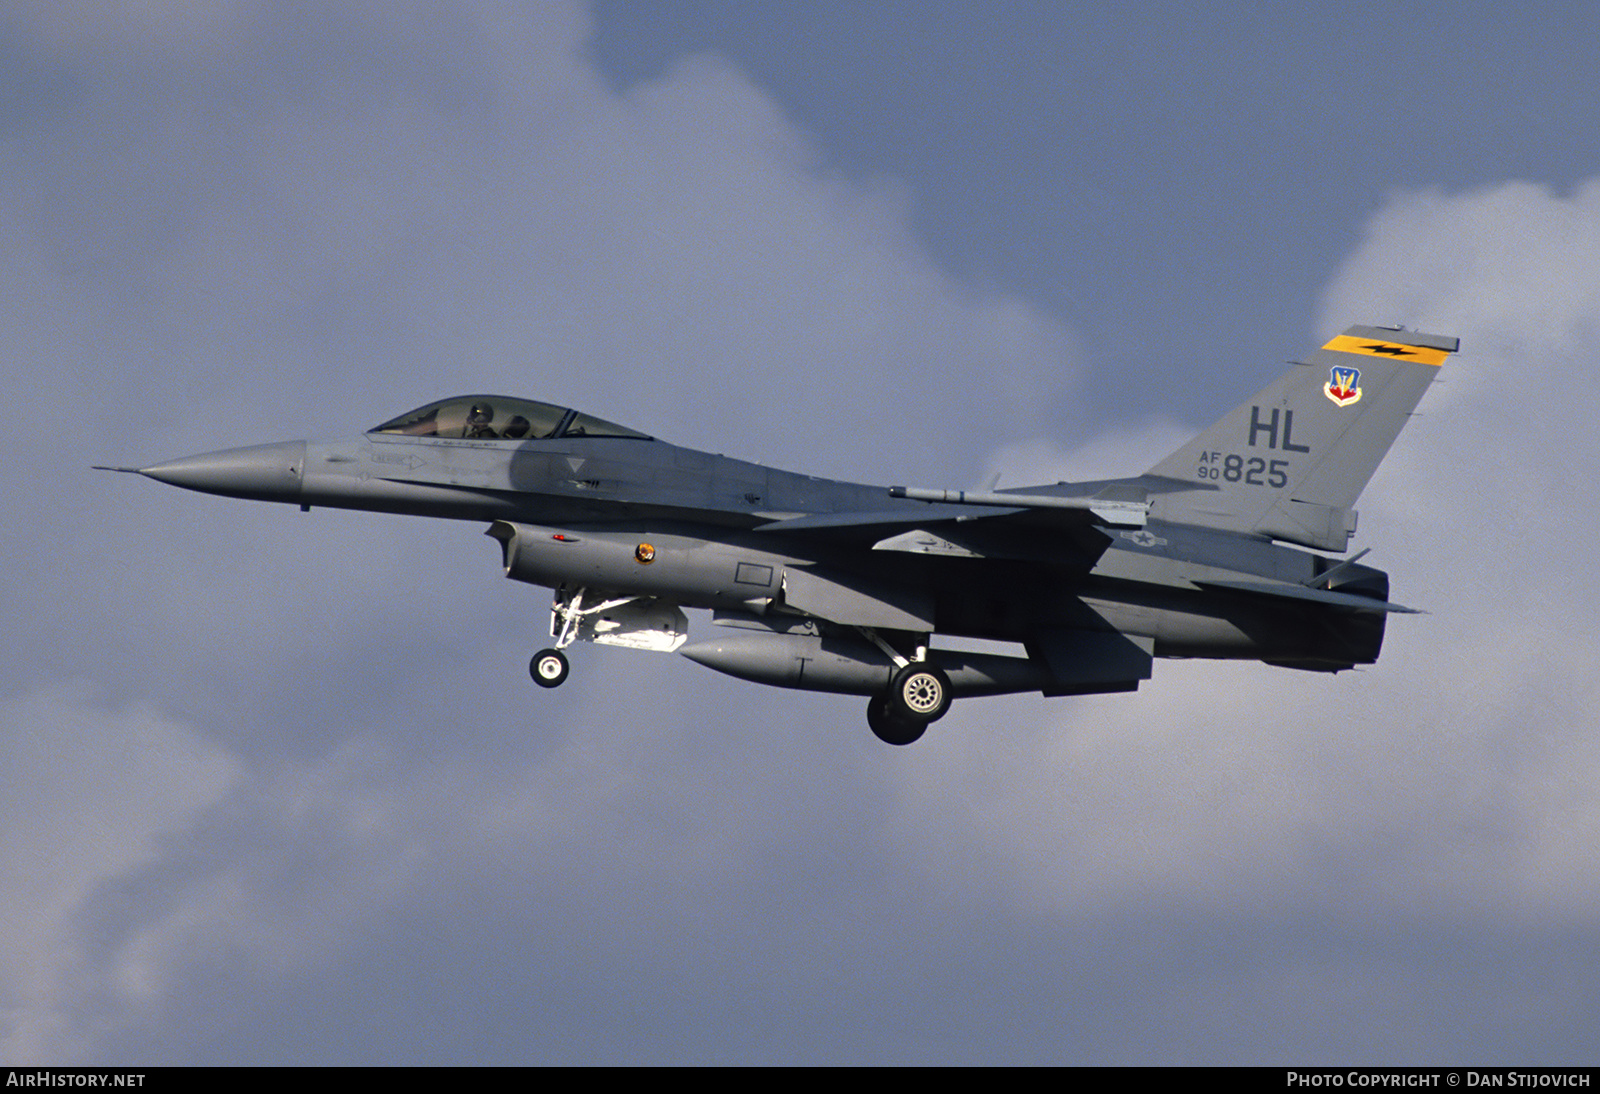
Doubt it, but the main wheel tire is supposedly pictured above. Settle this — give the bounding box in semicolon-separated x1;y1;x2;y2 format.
888;661;952;723
530;648;569;688
867;696;925;746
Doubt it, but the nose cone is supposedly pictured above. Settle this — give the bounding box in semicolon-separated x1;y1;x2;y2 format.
141;440;306;502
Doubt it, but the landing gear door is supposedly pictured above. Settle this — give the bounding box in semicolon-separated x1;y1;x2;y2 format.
557;596;689;652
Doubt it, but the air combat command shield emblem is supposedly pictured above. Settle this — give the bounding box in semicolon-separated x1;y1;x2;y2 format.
1325;366;1362;407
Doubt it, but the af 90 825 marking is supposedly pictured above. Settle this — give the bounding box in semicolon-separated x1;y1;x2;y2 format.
1196;452;1290;487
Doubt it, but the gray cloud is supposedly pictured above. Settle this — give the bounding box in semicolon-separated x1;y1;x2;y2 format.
2;0;1081;1061
5;1;1599;1065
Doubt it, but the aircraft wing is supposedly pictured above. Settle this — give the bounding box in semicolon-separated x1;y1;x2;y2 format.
755;483;1151;538
751;502;1024;535
753;483;1161;568
754;503;1124;566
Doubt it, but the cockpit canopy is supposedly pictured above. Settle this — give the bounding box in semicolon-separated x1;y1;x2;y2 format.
369;396;652;442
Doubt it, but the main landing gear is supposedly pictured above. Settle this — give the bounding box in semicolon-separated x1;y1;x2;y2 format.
866;660;952;746
849;628;954;746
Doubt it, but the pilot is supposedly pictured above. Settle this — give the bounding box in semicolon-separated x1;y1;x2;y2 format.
465;402;498;438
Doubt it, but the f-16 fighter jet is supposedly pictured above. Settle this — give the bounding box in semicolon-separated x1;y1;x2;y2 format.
110;325;1455;744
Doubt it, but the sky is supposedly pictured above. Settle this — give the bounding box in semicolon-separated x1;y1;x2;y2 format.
3;0;1600;1065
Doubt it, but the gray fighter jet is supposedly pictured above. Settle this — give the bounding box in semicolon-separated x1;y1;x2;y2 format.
108;325;1455;744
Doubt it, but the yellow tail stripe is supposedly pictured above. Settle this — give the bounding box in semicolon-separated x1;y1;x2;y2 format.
1321;334;1449;367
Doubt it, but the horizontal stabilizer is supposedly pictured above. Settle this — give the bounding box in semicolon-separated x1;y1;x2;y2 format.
1194;579;1418;614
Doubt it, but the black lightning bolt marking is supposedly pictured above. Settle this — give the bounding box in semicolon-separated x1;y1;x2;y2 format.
1359;343;1414;357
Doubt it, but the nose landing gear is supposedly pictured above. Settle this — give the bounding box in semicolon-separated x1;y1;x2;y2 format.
530;648;569;688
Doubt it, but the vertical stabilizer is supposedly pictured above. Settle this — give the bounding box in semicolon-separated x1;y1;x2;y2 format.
1144;325;1457;551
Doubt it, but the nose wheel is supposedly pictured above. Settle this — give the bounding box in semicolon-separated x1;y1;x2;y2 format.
530;648;569;688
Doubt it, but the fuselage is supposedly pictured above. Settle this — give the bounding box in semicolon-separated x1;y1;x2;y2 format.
124;324;1454;742
140;420;1388;672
